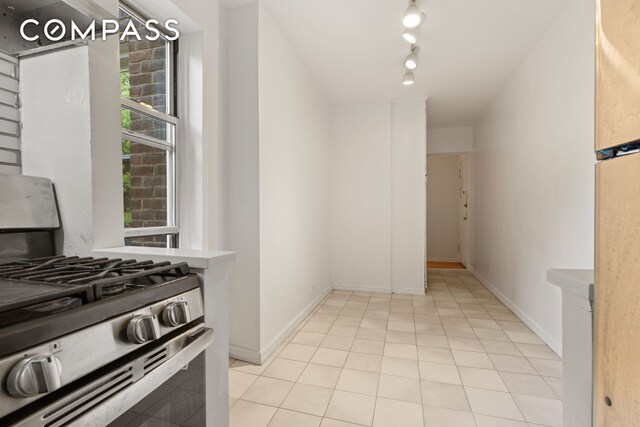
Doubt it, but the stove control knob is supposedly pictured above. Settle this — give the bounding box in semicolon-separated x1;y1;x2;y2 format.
127;314;161;344
163;301;191;327
7;353;63;398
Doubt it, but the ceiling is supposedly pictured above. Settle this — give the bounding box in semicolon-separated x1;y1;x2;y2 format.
224;0;569;128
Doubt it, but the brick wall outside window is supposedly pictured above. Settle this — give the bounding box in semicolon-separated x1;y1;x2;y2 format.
125;37;171;247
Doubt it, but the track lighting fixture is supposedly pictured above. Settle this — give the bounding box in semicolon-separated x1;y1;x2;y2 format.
404;45;420;71
403;0;423;28
402;71;415;86
400;1;424;85
403;27;420;44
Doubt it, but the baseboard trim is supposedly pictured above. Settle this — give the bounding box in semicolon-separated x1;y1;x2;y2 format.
229;344;262;364
333;283;392;294
230;287;332;365
392;287;425;296
467;265;562;357
256;286;332;364
333;283;424;296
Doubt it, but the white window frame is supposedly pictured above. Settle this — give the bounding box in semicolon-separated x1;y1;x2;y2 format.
119;3;180;247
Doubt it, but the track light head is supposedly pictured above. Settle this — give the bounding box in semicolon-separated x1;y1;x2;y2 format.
403;45;421;71
403;0;423;28
403;27;420;44
402;71;416;86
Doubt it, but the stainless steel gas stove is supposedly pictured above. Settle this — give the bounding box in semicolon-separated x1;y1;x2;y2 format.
0;176;212;427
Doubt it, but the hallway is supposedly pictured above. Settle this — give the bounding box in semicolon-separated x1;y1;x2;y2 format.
228;269;563;427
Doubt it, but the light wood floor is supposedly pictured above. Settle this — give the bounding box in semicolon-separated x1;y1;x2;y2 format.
426;261;466;269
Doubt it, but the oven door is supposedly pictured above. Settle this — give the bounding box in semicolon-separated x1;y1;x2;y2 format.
107;353;207;426
7;323;213;427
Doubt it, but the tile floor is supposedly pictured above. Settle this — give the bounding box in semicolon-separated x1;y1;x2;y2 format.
229;269;563;427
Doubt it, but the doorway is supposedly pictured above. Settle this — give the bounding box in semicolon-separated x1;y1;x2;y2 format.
458;154;470;266
426;153;470;270
426;260;465;269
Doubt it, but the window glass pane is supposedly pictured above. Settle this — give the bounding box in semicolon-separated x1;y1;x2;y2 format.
125;234;176;248
122;139;169;228
119;5;178;249
119;9;169;115
122;107;174;143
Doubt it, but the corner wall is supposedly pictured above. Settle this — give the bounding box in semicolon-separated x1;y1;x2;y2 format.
258;5;332;358
20;46;97;255
20;10;124;255
331;99;426;295
391;99;428;294
225;3;261;358
331;102;392;293
469;0;595;355
224;3;332;362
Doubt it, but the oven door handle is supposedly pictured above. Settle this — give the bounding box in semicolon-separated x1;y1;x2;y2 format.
11;324;213;427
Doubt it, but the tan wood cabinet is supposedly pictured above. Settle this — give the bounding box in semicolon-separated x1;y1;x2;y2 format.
595;152;640;426
595;0;640;151
595;1;640;425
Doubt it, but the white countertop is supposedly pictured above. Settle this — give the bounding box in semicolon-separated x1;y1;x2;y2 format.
91;246;236;269
547;269;594;301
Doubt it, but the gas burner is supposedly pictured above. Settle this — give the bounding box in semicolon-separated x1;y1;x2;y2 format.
101;283;127;296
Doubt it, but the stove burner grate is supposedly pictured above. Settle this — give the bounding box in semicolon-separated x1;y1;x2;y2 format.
0;257;191;314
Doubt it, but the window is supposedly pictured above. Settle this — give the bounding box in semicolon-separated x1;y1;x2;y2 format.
119;4;179;248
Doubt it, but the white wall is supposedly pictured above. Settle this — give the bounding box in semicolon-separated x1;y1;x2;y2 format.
224;3;261;356
173;0;223;251
391;99;427;293
176;31;205;250
21;47;97;255
427;126;473;154
88;34;127;251
258;5;332;354
21;1;124;255
331;99;426;295
224;3;332;362
331;102;392;293
469;0;595;355
427;155;461;262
